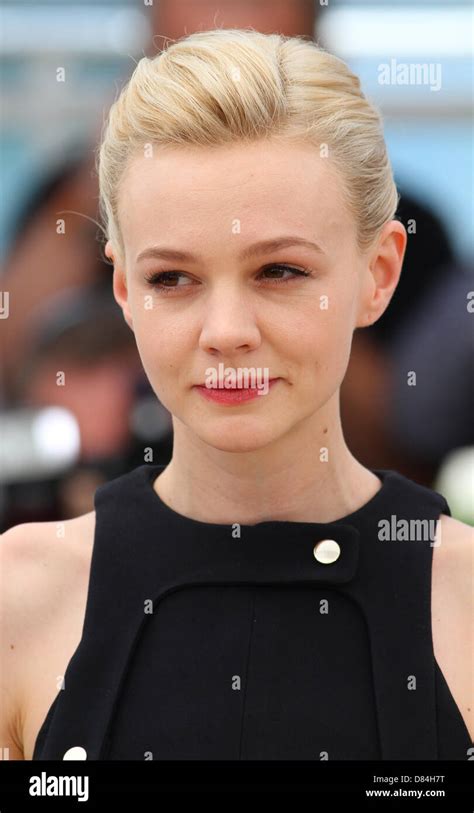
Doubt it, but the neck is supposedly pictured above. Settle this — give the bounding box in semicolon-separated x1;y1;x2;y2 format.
153;394;382;525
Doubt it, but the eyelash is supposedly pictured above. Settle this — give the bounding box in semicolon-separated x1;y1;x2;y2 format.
143;264;312;294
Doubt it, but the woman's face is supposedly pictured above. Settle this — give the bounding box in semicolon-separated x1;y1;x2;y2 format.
110;140;404;453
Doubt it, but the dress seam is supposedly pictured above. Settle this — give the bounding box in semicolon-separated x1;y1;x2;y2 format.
238;587;257;760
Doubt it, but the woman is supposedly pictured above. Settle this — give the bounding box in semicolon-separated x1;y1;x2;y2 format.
2;28;472;761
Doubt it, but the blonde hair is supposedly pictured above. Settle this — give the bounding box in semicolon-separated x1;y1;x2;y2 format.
97;28;399;260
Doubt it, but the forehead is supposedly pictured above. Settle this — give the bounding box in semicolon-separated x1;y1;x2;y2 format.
117;140;353;262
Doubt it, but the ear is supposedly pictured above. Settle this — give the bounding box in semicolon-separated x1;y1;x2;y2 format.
106;240;134;332
355;220;407;329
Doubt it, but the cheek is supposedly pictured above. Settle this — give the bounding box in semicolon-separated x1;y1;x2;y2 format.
132;309;189;389
287;302;353;387
283;299;350;356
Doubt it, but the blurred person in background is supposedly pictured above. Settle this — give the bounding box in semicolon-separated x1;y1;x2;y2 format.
1;279;172;529
1;157;101;398
387;265;474;464
0;0;470;524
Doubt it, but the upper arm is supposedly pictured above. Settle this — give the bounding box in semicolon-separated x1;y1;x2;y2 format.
433;513;474;740
436;513;474;606
0;521;68;760
0;513;95;761
0;524;36;760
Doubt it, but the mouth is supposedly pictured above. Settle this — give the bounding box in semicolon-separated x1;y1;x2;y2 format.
193;378;280;405
195;377;280;390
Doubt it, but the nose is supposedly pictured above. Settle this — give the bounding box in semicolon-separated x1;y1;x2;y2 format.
198;285;261;357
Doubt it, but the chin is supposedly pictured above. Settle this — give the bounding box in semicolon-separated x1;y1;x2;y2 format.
192;417;285;454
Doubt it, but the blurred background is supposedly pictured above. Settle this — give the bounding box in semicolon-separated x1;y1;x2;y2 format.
1;0;473;529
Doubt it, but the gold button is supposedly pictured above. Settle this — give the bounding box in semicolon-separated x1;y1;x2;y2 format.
313;539;341;564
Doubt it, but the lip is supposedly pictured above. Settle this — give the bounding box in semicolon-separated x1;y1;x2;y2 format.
194;378;280;405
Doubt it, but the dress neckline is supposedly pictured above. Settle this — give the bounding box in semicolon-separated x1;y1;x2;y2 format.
139;463;397;533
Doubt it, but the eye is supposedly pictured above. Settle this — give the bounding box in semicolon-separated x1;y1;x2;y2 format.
143;271;194;292
257;264;312;283
143;264;312;294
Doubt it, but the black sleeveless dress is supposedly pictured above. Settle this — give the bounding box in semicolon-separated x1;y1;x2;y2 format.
32;464;472;760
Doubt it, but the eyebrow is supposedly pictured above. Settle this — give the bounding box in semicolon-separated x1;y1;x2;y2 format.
135;236;326;264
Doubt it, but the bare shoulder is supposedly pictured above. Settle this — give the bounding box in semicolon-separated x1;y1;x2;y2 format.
0;512;96;615
0;511;95;550
432;513;474;742
0;511;96;759
434;512;474;586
